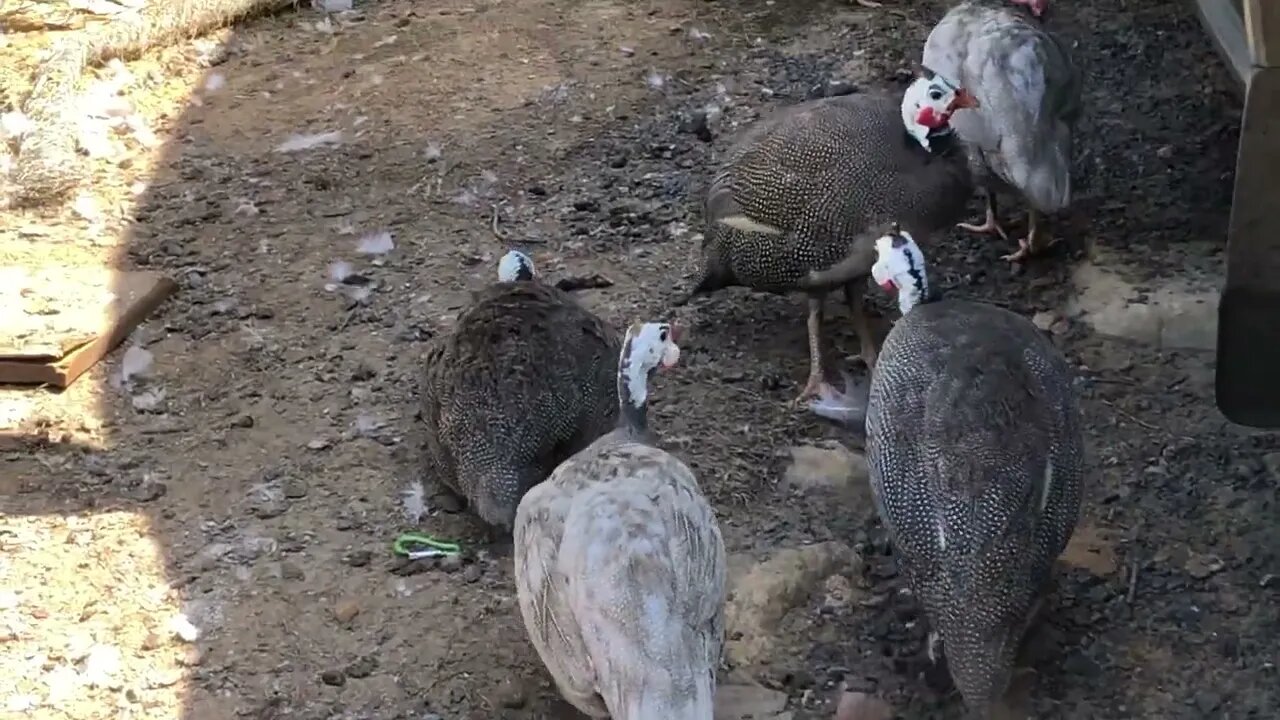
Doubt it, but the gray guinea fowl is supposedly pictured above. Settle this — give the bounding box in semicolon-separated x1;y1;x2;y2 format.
418;249;621;533
676;70;980;405
812;228;1083;718
514;322;727;720
923;0;1082;261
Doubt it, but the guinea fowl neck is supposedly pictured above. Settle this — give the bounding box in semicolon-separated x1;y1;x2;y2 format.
615;342;650;433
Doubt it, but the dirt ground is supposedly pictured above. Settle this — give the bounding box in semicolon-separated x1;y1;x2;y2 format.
2;0;1277;718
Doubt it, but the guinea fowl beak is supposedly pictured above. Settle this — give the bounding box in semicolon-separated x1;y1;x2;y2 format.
951;89;980;111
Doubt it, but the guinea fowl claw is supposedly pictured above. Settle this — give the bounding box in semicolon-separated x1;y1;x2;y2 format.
956;214;1009;242
791;373;828;408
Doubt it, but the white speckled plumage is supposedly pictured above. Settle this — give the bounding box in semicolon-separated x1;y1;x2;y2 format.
859;231;1084;717
680;76;978;403
514;323;727;720
418;251;620;531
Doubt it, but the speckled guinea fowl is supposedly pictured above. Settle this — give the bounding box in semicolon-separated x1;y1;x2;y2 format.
676;70;979;404
923;0;1082;261
514;322;727;720
418;250;621;533
813;228;1083;718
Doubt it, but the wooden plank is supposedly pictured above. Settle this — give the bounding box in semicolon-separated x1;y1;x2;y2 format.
0;268;176;388
1216;67;1280;426
1244;0;1280;67
1195;0;1254;87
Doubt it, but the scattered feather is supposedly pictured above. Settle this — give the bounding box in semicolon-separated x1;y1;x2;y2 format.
204;73;226;92
356;230;394;255
131;389;166;411
373;34;397;47
71;192;103;223
0;111;33;141
274;130;343;153
120;345;153;384
646;71;667;90
168;614;201;642
688;28;712;41
328;260;355;283
125;115;160;148
233;199;259;216
423;142;443;162
402;480;428;523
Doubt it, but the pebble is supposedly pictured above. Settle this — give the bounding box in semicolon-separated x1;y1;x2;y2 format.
333;599;361;624
345;655;378;679
320;669;346;687
280;562;306;580
283;479;310;499
462;565;482;583
835;691;892;720
343;550;373;568
492;677;527;708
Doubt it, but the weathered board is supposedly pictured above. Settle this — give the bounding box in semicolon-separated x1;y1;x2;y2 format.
0;267;176;388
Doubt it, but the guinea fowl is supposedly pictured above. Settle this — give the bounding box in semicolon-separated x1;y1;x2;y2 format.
514;321;727;720
675;69;979;405
812;227;1084;718
922;0;1082;262
418;249;621;534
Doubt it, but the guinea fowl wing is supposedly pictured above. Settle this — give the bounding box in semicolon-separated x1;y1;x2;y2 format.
513;477;604;714
562;444;727;719
707;94;899;238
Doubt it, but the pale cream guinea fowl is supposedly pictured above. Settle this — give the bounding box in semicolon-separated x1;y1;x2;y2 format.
922;0;1082;262
812;227;1083;719
514;321;727;720
676;69;980;405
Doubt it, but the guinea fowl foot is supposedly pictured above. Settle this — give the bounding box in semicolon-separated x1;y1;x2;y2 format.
956;206;1009;242
1001;232;1061;263
792;371;828;408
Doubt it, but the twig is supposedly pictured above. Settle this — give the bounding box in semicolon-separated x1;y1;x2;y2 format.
1126;558;1140;604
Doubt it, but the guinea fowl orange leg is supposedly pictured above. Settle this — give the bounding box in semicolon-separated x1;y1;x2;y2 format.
793;296;827;406
843;284;878;370
956;193;1009;241
1002;209;1060;262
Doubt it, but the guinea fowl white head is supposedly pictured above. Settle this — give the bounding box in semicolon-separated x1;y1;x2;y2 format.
497;249;536;282
871;226;931;314
900;70;980;151
618;322;682;412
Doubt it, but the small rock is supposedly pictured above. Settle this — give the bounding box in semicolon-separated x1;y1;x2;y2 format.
834;691;892;720
439;554;464;573
344;550;372;568
283;479;309;499
139;632;162;651
1032;311;1058;331
230;414;255;428
462;565;482;583
333;599;361;624
492;677;528;709
127;480;168;503
306;438;332;451
345;654;378;679
1185;552;1225;580
280;562;305;580
177;647;203;667
821;574;855;610
320;669;346;687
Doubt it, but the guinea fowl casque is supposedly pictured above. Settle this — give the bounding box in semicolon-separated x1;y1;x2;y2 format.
922;0;1083;262
675;69;980;404
417;250;621;534
811;227;1084;718
514;321;727;720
